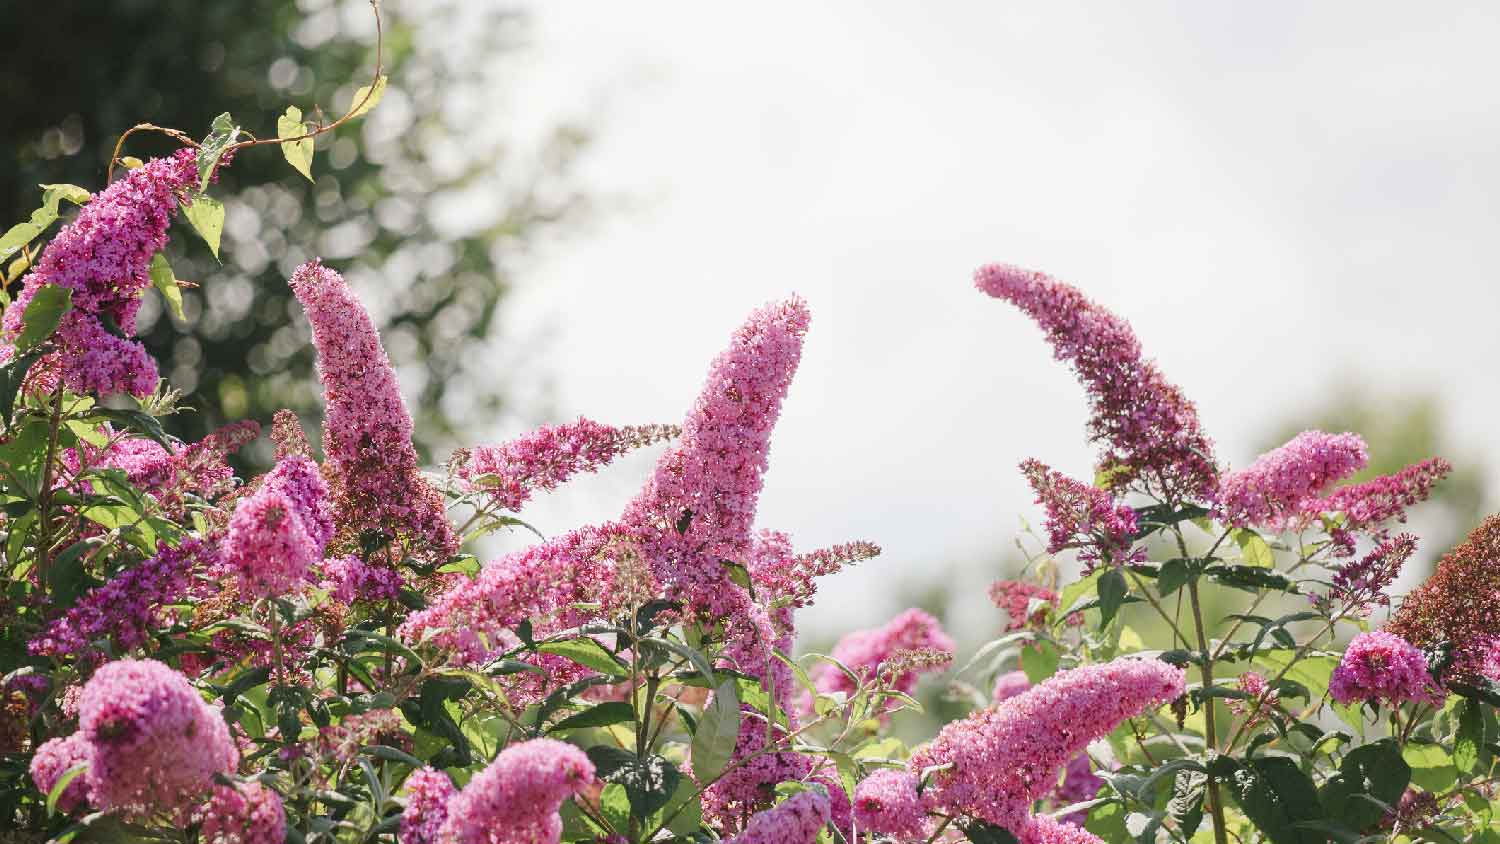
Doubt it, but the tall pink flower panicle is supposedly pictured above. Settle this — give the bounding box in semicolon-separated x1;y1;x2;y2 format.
1329;631;1443;706
196;782;286;844
811;608;954;701
31;537;214;659
289;259;456;563
975;264;1217;501
699;719;814;830
0;150;211;398
401;767;458;844
853;769;926;838
221;455;332;597
912;658;1184;832
620;297;810;618
77;659;238;815
725;789;831;844
1217;431;1369;529
1318;533;1418;616
1020;460;1141;571
1017;814;1106;844
398;524;617;666
1305;457;1453;533
30;732;92;814
460;418;679;511
439;738;594;844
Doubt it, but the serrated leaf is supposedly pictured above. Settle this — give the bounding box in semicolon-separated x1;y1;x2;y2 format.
16;284;72;352
691;679;741;785
182;194;224;260
197;112;239;191
1168;769;1206;837
277;106;314;182
147;253;184;321
537;638;629;677
348;75;388;119
1219;755;1325;844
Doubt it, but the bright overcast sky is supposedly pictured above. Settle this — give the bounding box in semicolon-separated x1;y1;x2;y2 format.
463;2;1500;643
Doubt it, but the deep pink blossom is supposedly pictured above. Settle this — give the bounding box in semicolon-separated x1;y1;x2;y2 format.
32;538;215;659
749;529;880;610
620;297;810;619
0;151;212;397
401;767;457;844
1017;814;1105;844
196;782;286;844
221;456;330;597
460;418;677;511
321;554;404;604
1021;459;1141;571
439;738;594;844
812;608;954;701
725;789;831;844
1319;534;1418;615
289;259;456;563
976;264;1217;501
912;658;1184;831
1217;431;1369;529
989;580;1077;631
29;732;92;814
1329;631;1443;706
1306;458;1452;533
853;769;925;837
77;659;238;815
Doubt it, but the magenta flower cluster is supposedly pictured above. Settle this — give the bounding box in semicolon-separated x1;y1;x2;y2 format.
1020;459;1142;571
911;658;1184;833
1329;631;1443;707
811;607;954;702
400;767;458;844
852;769;925;837
196;782;286;844
1310;457;1453;534
459;418;677;512
0;151;210;398
1217;430;1369;529
725;789;831;844
976;263;1217;501
438;738;595;844
221;454;332;597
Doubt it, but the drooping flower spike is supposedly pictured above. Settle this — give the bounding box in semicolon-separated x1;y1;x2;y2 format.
976;263;1217;501
0;150;216;398
289;259;457;564
221;454;332;598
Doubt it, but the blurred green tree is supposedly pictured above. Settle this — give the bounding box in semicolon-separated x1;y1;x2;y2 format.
0;0;590;465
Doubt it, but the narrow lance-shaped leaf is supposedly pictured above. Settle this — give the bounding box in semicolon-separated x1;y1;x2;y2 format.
691;679;741;784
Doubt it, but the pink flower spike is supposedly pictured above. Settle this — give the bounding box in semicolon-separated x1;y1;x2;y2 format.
1021;459;1141;571
976;264;1217;501
812;608;954;702
1329;631;1443;707
459;418;678;512
439;738;594;844
29;732;92;814
853;769;926;838
401;767;457;844
725;788;831;844
1217;431;1369;529
1018;814;1106;844
196;782;286;844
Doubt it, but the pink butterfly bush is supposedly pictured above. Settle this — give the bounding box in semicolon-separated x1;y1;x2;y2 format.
221;454;332;597
989;580;1076;632
70;658;238;816
726;789;831;844
0;151;215;398
852;769;926;838
1018;814;1107;844
1020;459;1142;571
1216;430;1369;529
29;732;92;814
1329;631;1443;706
289;259;457;564
400;767;458;844
912;658;1185;833
196;782;286;844
1318;533;1418;616
458;418;678;512
810;608;955;703
438;738;594;844
975;263;1217;501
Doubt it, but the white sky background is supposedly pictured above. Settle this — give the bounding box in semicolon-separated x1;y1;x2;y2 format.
444;2;1500;645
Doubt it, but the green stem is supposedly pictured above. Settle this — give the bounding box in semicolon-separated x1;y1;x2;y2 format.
1188;579;1229;844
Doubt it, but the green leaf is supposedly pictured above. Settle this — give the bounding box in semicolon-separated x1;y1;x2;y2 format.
1057;570;1103;619
147;253;184;321
46;762;88;815
196;112;240;191
0;183;90;264
16;284;72;352
537;638;629;677
0;348;45;423
720;559;755;597
1403;742;1458;792
690;679;741;785
1456;698;1485;775
1021;639;1061;684
277;106;314;182
1219;755;1326;844
1097;568;1129;629
599;783;630;832
46;540;94;609
1156;557;1196;596
1168;770;1206;838
1319;739;1410;831
348;75;389;119
1235;529;1275;567
361;744;426;768
1207;565;1298;594
964;820;1020;844
0;419;51;497
550;701;636;732
587;747;683;820
182;194;225;260
1084;800;1130;843
90;408;172;448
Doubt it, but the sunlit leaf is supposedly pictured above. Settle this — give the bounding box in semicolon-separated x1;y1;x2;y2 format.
277;105;315;182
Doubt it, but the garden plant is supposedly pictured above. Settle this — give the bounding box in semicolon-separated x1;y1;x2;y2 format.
0;8;1496;844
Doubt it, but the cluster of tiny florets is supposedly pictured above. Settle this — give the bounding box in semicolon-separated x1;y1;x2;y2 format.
1329;631;1444;706
1020;459;1142;571
438;738;594;844
1217;430;1369;529
459;418;679;512
1390;515;1500;682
